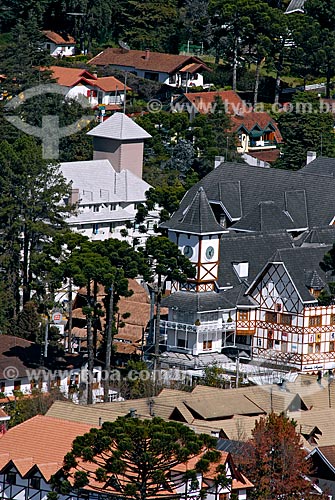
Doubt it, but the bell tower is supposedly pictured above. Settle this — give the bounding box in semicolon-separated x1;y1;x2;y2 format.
161;187;225;292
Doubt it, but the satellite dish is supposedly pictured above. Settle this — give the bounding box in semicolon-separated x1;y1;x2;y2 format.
119;40;130;51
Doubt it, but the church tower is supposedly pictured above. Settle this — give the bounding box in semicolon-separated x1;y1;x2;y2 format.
161;187;226;292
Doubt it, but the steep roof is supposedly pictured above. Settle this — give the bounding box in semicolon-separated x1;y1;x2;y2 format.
42;31;76;45
231;112;283;143
88;48;211;74
231;201;296;233
162;290;234;312
161;186;225;235
0;415;94;480
285;0;305;14
301;157;335;177
48;66;94;86
183;90;245;114
47;66;130;92
250;245;331;303
170;162;335;229
87;112;151;140
217;231;294;289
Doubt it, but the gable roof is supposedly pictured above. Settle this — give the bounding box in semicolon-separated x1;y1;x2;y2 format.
42;31;76;45
301;156;335;177
89;48;211;74
231;201;296;233
169;162;335;230
183;90;245;114
285;0;305;13
161;186;225;235
248;245;331;303
217;231;294;289
60;159;152;207
48;66;130;92
231;112;283;143
87;112;151;140
0;415;94;481
48;66;95;86
162;290;234;312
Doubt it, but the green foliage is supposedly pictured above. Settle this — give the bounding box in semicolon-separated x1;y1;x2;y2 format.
56;416;220;500
0;136;73;330
202;363;227;388
275;92;335;170
15;301;41;342
7;389;65;428
145;235;196;284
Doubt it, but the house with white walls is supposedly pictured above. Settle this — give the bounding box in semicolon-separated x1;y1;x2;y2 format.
48;66;130;110
0;415;253;500
159;158;335;372
61;113;159;244
88;48;211;89
42;31;76;57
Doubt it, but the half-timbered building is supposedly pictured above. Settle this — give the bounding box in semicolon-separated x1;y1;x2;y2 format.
159;158;335;372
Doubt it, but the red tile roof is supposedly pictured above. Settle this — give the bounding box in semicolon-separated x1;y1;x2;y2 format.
89;48;211;74
88;76;131;92
42;31;76;45
49;66;95;86
247;149;281;163
184;90;245;114
0;415;94;480
231;112;283;143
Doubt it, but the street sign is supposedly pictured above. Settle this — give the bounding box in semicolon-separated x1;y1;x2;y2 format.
52;311;62;324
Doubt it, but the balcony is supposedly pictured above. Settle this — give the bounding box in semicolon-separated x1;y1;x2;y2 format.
160;319;236;335
248;139;277;151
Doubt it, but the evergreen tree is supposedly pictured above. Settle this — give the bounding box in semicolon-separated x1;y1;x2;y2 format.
276;92;335;170
56;416;222;500
15;301;41;342
0;136;73;331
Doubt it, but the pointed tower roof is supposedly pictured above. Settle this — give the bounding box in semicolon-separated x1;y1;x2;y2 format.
161;187;225;235
87;113;151;140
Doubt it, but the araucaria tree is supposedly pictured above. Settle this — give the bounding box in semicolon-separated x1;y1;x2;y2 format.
243;413;313;499
57;416;226;500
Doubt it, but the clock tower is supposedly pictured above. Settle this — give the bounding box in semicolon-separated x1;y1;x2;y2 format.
161;187;226;291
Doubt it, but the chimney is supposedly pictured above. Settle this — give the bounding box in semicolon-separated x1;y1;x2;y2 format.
92;72;98;79
306;151;317;165
129;408;137;418
214;156;225;169
145;48;150;60
69;188;79;205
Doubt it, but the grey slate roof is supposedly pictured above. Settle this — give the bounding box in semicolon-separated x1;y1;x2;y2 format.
231;201;296;233
285;0;305;13
265;246;332;302
160;187;226;235
87;112;151;140
298;227;335;246
300;157;335;177
168;162;335;230
217;231;294;289
223;283;256;307
161;291;234;312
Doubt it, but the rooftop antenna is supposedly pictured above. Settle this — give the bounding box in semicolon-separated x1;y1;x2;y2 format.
119;40;130;52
